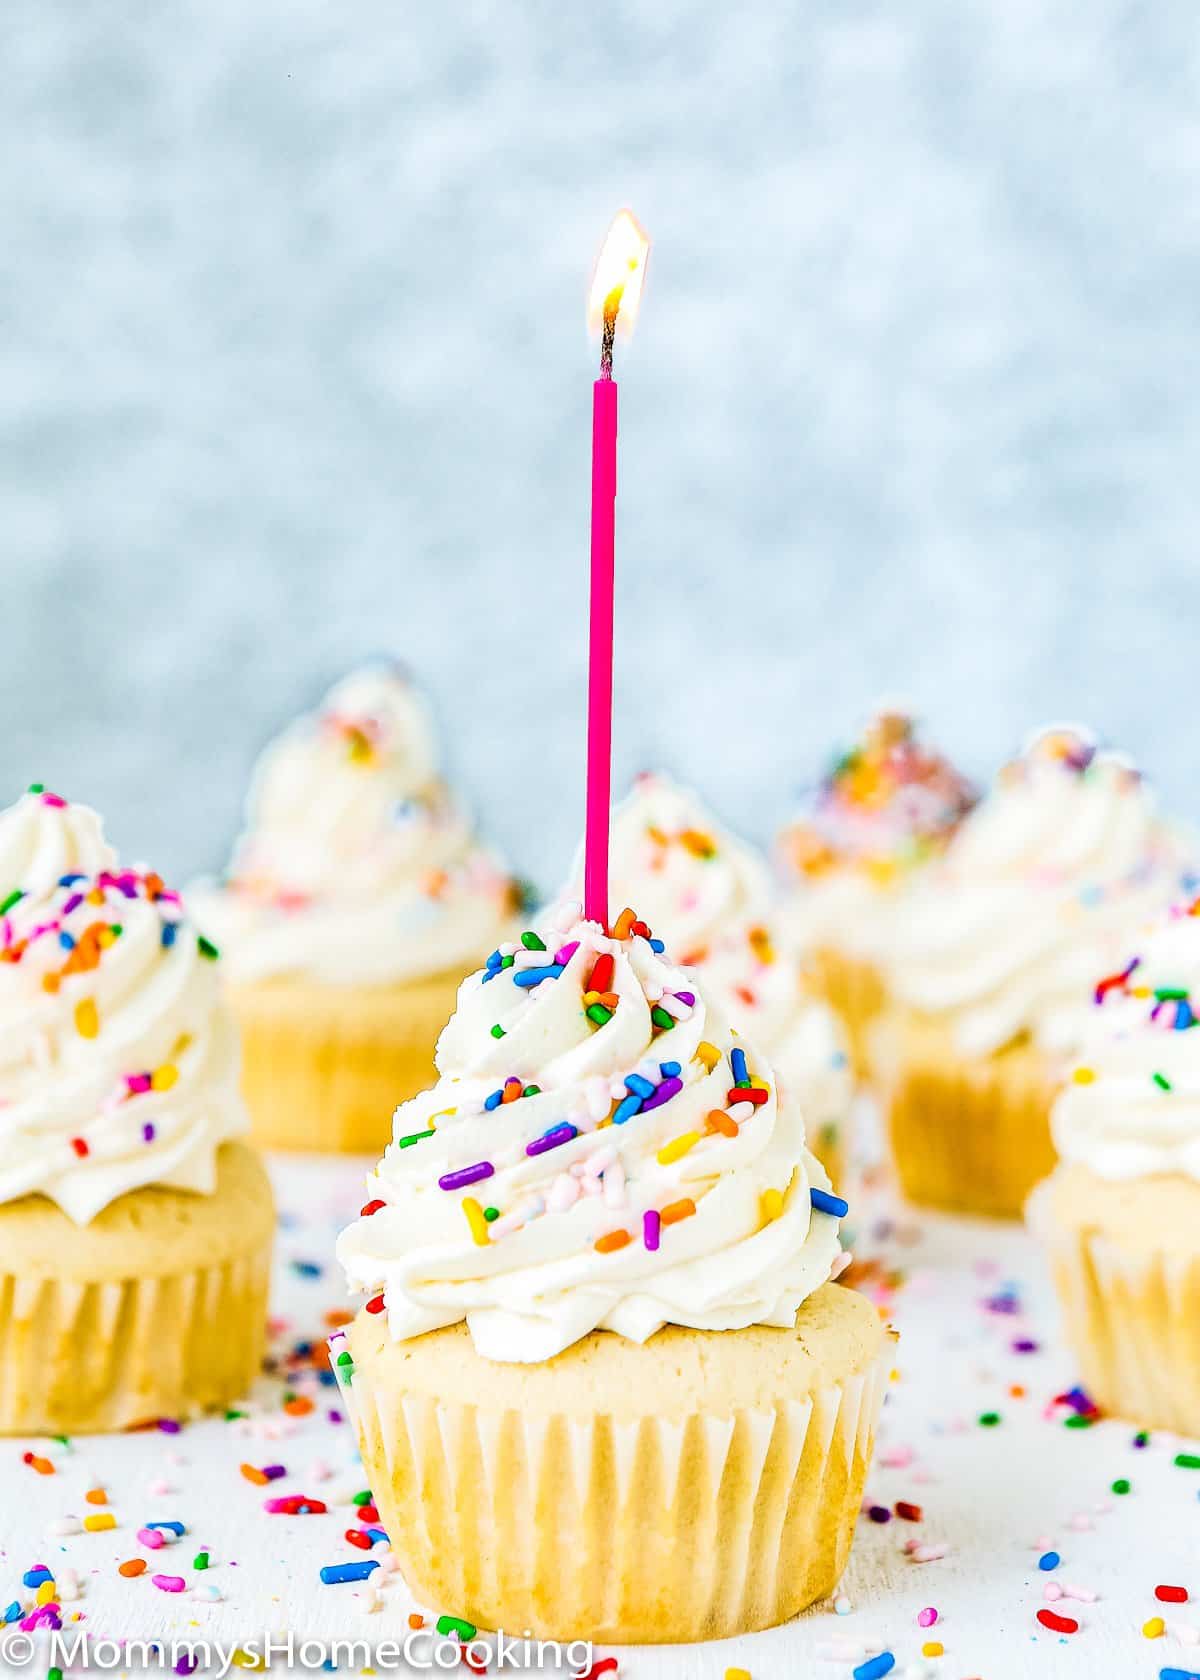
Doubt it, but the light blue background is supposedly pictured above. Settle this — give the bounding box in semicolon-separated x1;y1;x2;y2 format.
4;2;1198;894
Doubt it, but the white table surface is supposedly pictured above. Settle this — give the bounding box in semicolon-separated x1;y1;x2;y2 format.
1;1148;1197;1680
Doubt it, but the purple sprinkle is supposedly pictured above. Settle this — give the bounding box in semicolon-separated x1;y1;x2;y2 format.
61;892;84;915
674;991;696;1007
525;1124;578;1157
867;1505;891;1523
157;1418;181;1435
143;1123;156;1143
262;1464;286;1481
553;940;580;966
640;1076;683;1112
438;1161;495;1192
643;1209;660;1252
1012;1338;1038;1354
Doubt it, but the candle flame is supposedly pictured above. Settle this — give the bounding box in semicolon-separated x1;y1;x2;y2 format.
587;210;650;344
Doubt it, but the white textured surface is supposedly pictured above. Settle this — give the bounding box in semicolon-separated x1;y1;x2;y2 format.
0;1154;1197;1679
3;2;1200;898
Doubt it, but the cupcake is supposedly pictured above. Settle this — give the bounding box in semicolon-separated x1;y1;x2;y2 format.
877;727;1196;1217
777;709;977;1076
333;909;889;1643
0;786;274;1434
1029;899;1200;1433
556;772;854;1187
191;664;524;1152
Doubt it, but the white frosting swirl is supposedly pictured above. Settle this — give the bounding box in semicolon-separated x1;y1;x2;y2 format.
0;789;245;1224
883;728;1197;1057
1053;903;1200;1181
190;664;520;985
336;915;845;1363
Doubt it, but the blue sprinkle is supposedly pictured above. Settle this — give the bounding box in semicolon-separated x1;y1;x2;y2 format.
1159;1669;1200;1680
481;967;499;983
649;938;665;952
147;1520;186;1536
57;873;85;887
624;1073;656;1099
730;1047;748;1084
810;1188;849;1218
3;1602;21;1625
1038;1550;1060;1571
58;931;75;950
291;1260;323;1279
512;963;564;988
319;1561;379;1586
23;1568;53;1589
612;1094;643;1124
485;949;502;969
364;1526;389;1544
658;1061;681;1078
484;1089;504;1111
160;922;178;947
854;1655;895;1680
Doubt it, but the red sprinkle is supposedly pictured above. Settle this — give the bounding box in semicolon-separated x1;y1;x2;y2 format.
586;953;615;995
579;1661;619;1680
1037;1609;1078;1633
365;1295;386;1315
727;1085;768;1106
1156;1585;1189;1603
360;1199;386;1217
356;1503;380;1526
70;1137;89;1158
344;1528;372;1551
895;1501;923;1521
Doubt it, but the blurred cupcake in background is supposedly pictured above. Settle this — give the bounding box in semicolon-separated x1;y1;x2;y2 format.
191;663;524;1153
551;772;855;1188
877;726;1197;1218
777;709;977;1076
0;787;273;1434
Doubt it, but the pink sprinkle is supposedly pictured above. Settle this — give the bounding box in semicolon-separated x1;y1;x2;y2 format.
126;1074;153;1094
880;1446;915;1470
907;1542;949;1563
553;940;580;967
41;793;67;808
917;1607;938;1627
1043;1582;1063;1601
152;1574;186;1593
1060;1582;1099;1603
137;1527;166;1549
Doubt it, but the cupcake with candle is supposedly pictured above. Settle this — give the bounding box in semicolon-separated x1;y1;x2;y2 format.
332;908;889;1643
1029;897;1200;1432
0;785;273;1434
777;709;978;1076
876;726;1197;1217
191;663;524;1152
554;772;855;1186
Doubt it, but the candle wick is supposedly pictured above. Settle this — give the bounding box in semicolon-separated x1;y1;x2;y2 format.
599;287;622;380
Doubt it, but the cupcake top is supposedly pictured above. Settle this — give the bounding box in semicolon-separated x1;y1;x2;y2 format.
336;909;848;1364
556;773;851;1111
778;710;978;956
1053;899;1200;1181
191;663;521;986
0;787;245;1224
885;726;1197;1057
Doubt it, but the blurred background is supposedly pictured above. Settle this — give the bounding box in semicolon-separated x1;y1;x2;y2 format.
3;1;1199;892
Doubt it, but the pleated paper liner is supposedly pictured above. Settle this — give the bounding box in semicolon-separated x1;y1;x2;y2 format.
0;1142;274;1435
877;1008;1060;1218
1029;1171;1200;1435
229;968;468;1153
805;947;886;1082
333;1284;892;1644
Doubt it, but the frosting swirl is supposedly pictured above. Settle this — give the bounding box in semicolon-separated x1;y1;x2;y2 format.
0;788;245;1224
1053;900;1200;1181
336;911;846;1363
884;727;1197;1057
190;664;521;986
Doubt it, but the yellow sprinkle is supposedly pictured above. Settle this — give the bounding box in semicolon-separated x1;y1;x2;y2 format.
83;1512;116;1532
657;1132;700;1166
1131;984;1151;997
1072;1066;1095;1085
74;997;99;1039
761;1188;784;1223
725;1669;751;1680
151;1063;178;1092
231;1650;267;1670
583;990;600;1005
696;1041;720;1072
97;924;116;947
1143;1616;1165;1638
922;1642;944;1658
462;1197;490;1247
36;1581;57;1606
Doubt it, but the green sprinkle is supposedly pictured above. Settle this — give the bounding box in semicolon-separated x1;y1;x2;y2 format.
27;782;44;794
48;1668;63;1680
1111;1478;1130;1495
586;1003;612;1026
978;1411;1001;1427
336;1351;354;1368
224;1409;246;1421
437;1616;477;1641
197;934;220;960
193;1551;209;1571
0;888;23;915
483;1206;500;1222
520;931;547;952
1134;1430;1150;1447
500;954;515;969
1153;1071;1172;1091
523;1084;541;1097
398;1128;435;1149
651;1005;675;1031
490;1024;505;1039
1174;1452;1200;1469
109;923;122;937
1155;987;1189;1001
1065;1414;1093;1429
352;1491;372;1506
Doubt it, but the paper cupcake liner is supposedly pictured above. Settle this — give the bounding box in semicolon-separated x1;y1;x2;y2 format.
231;969;468;1153
336;1319;889;1643
0;1144;273;1435
807;948;886;1081
1029;1180;1200;1435
878;1012;1059;1218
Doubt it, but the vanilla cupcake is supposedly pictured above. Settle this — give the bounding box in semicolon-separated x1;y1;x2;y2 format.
332;910;889;1643
777;710;977;1075
556;773;854;1187
1029;899;1200;1432
878;727;1196;1217
0;786;273;1434
191;664;523;1152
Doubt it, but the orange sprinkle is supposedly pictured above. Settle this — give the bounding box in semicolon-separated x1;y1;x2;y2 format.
27;1455;55;1476
324;1308;353;1329
501;1078;523;1104
85;1487;108;1505
705;1110;738;1138
284;1396;315;1418
660;1198;696;1227
1010;1384;1026;1399
595;1229;632;1254
240;1463;270;1486
408;1614;425;1630
612;907;636;940
119;1559;147;1578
